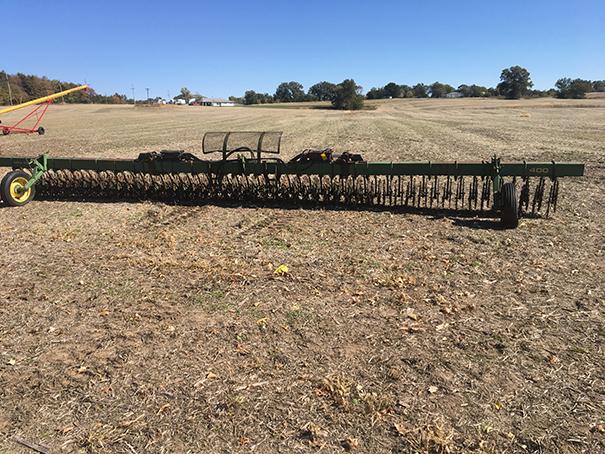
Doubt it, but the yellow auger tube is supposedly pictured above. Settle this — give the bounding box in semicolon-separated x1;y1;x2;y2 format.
0;85;88;115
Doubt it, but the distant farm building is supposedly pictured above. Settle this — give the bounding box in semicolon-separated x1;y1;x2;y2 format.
200;97;236;107
445;91;463;98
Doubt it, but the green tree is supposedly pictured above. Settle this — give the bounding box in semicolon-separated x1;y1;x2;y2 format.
497;66;533;99
383;82;402;98
274;81;305;102
555;78;592;99
470;84;488;97
366;87;385;99
413;83;428;98
527;89;548;98
258;93;274;104
308;81;337;101
429;82;454;98
0;71;130;104
244;90;259;105
457;84;471;97
458;84;488;97
399;84;413;97
180;87;193;103
555;78;573;98
109;93;128;104
332;79;364;110
591;80;605;92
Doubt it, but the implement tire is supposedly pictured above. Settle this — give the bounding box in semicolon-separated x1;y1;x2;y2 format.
1;170;36;206
500;182;519;229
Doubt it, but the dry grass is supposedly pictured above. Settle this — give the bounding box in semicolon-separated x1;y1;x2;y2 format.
0;98;603;453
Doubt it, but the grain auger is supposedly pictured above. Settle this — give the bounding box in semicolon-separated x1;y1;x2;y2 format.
0;85;88;136
0;131;584;228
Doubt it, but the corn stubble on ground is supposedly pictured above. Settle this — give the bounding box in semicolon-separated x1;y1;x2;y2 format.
0;98;603;453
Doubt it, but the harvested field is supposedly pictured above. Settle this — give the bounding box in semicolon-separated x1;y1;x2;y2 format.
0;98;603;453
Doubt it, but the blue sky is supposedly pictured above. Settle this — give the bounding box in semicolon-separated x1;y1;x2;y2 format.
3;0;604;98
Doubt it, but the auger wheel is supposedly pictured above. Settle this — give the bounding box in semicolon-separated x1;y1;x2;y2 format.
499;182;519;229
1;170;36;206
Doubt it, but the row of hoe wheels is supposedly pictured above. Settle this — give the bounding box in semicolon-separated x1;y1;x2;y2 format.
0;168;520;228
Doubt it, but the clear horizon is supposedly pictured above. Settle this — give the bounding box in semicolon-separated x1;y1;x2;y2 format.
3;0;604;99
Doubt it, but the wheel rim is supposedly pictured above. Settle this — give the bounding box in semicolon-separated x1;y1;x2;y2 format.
9;176;32;203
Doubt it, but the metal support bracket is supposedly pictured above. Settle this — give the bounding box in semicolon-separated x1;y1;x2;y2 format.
24;154;48;190
491;155;503;210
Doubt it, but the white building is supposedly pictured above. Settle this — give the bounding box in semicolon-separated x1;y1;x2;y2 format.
445;91;463;98
200;97;236;107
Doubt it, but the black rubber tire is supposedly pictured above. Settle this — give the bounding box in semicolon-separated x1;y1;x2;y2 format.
37;127;45;135
0;170;36;207
500;182;519;229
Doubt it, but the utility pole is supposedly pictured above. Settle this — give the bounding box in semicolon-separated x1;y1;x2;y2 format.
58;82;65;104
146;87;150;103
131;85;135;106
5;72;13;106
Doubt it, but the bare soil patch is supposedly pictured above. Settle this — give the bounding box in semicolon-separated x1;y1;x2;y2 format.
0;98;603;453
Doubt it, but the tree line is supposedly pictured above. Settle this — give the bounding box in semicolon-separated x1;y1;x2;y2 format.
2;67;603;110
235;79;365;110
237;66;605;109
0;71;129;105
367;82;495;99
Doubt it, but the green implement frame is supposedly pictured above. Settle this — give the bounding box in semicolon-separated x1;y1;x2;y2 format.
0;152;585;229
0;155;585;179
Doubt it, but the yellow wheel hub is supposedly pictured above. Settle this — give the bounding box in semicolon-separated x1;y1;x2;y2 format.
9;176;32;203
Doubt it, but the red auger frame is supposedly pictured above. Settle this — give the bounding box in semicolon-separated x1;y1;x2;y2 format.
0;85;88;136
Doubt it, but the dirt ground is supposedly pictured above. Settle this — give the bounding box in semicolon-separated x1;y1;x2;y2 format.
0;98;603;453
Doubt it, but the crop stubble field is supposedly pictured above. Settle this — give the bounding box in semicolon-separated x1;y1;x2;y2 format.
0;98;603;453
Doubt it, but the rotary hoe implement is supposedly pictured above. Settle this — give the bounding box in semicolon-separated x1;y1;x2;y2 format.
0;131;584;228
